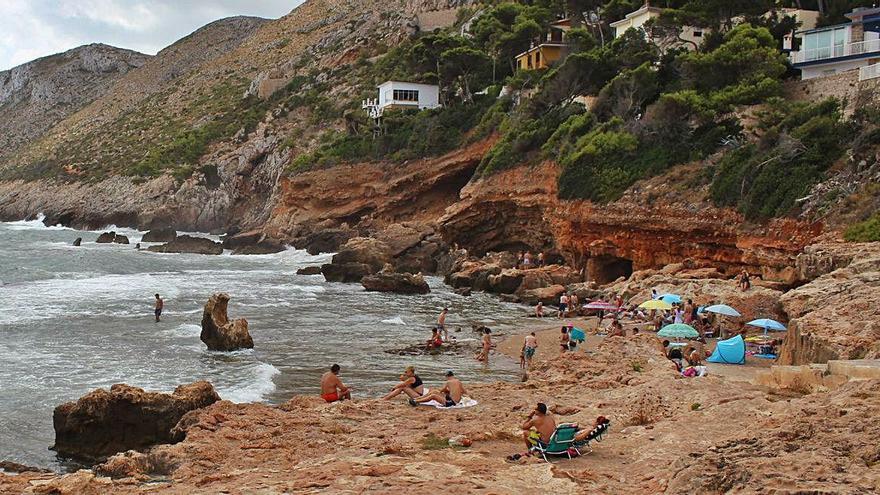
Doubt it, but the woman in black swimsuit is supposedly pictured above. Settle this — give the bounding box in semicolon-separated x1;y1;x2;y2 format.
382;366;425;400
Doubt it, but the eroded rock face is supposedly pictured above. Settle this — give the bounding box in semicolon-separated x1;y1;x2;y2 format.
52;381;219;461
141;228;177;243
200;293;253;351
362;270;430;294
113;234;129;244
148;235;223;255
778;244;880;364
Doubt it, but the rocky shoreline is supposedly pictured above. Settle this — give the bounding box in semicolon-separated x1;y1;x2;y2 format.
1;206;878;493
4;324;880;493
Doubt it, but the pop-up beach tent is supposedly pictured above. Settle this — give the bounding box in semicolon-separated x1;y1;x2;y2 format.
707;335;745;364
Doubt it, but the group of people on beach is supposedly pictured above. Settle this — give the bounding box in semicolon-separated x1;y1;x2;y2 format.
321;307;481;408
321;363;468;407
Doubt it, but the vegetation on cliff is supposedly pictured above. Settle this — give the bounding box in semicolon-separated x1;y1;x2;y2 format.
2;0;877;228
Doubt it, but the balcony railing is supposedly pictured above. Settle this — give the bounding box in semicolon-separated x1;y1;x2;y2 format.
860;62;880;81
790;38;880;64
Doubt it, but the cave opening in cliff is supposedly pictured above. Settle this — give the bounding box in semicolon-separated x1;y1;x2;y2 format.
587;255;633;285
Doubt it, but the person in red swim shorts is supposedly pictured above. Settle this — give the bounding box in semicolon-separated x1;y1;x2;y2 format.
320;363;351;402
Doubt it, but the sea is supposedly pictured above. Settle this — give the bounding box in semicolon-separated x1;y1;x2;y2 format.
0;216;526;471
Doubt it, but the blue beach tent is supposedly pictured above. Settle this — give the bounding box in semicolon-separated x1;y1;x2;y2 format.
707;335;745;365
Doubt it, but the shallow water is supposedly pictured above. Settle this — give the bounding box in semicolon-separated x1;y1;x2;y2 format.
0;217;526;470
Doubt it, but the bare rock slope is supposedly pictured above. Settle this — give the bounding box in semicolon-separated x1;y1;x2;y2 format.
0;44;148;161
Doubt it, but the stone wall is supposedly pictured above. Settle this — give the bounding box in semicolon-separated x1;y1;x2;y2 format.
783;69;880;116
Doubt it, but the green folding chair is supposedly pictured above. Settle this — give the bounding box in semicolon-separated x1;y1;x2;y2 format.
530;423;579;462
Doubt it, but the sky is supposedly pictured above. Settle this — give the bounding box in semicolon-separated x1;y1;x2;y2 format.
0;0;301;71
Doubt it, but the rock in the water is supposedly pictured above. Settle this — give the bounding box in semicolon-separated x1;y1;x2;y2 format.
200;293;254;351
331;237;393;272
52;381;219;461
223;230;286;255
296;266;323;275
292;227;357;255
96;231;117;243
113;234;129;244
72;237;82;246
141;228;177;243
321;262;373;283
148;235;223;255
362;271;430;294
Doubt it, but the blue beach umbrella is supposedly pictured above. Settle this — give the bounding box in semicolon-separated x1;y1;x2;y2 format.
704;304;742;318
747;318;787;335
660;293;682;304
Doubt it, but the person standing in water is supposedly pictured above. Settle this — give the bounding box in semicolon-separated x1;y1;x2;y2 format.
476;327;492;362
154;294;164;322
438;308;449;341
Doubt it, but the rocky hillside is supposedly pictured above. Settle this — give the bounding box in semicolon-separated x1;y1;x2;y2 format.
0;0;876;269
0;44;148;160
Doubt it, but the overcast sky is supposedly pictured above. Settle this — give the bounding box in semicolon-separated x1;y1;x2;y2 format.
0;0;302;71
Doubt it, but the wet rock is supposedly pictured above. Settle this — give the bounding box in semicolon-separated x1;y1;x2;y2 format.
292;227;357;255
319;237;392;282
200;293;253;351
362;270;430;294
0;460;52;474
454;287;472;296
141;228;177;243
72;237;82;247
113;234;129;244
223;230;286;255
148;235;223;255
52;381;219;461
296;266;323;275
96;231;117;243
321;262;372;283
332;237;392;272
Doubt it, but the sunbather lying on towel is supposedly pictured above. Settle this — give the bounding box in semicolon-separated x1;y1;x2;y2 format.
409;370;466;407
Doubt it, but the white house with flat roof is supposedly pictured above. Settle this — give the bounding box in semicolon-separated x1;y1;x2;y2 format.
610;3;705;50
376;81;440;110
790;7;880;80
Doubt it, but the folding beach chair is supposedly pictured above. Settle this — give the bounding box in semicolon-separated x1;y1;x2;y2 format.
573;421;611;455
530;423;579;462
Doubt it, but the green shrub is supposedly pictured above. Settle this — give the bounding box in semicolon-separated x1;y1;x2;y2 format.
844;213;880;242
709;99;849;219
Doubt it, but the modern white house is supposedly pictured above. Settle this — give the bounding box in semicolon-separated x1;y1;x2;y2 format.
375;81;440;111
790;6;880;80
609;3;704;50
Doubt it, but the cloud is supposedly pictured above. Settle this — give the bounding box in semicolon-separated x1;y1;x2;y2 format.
0;0;300;71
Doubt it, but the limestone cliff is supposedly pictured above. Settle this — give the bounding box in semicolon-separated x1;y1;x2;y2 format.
0;44;148;160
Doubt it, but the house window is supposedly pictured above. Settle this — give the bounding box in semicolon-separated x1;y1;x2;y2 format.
393;89;419;102
693;30;703;37
804;27;848;61
535;51;541;66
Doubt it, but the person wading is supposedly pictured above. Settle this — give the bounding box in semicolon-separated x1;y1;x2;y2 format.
154;294;164;322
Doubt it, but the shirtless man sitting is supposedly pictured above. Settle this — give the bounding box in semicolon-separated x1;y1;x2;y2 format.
410;370;465;407
320;364;351;403
521;402;556;449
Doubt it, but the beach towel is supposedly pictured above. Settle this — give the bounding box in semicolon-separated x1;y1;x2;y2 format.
570;327;586;342
418;396;478;409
